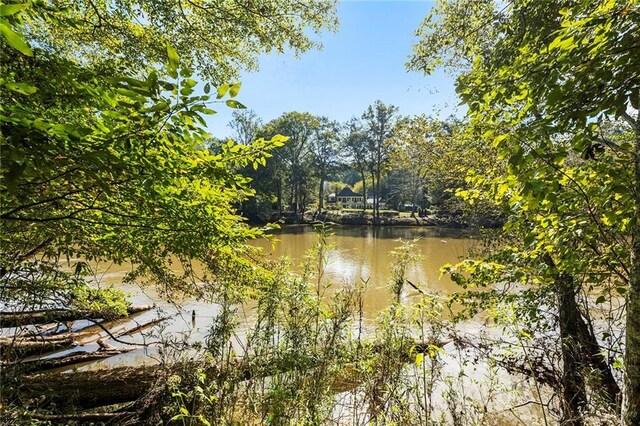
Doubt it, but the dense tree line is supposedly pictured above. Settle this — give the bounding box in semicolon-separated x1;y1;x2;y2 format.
230;105;480;223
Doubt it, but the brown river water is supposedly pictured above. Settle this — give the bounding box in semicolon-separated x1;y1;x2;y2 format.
252;225;475;312
40;225;475;370
27;226;543;423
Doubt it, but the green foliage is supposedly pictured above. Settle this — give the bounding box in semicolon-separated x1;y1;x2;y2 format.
389;239;422;301
161;232;479;425
411;0;639;421
0;261;130;318
309;118;342;211
0;3;285;308
415;0;637;312
260;112;322;215
19;0;338;83
238;106;484;222
163;227;364;425
389;115;500;217
408;0;498;75
0;4;347;422
363;101;399;220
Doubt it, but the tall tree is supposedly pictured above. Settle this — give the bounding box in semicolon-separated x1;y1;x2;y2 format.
310;118;341;212
229;109;263;146
389;115;498;218
263;112;321;216
388;116;432;219
344;119;370;212
362;100;398;221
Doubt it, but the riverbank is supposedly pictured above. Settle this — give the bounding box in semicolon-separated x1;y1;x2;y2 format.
254;210;502;229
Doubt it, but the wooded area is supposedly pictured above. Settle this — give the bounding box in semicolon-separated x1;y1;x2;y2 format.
228;106;485;225
1;0;639;424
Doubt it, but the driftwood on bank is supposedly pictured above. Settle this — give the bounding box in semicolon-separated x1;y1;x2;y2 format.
0;304;155;328
1;310;165;359
20;356;345;409
22;364;171;408
21;360;315;409
5;348;134;373
19;338;446;410
1;333;80;349
28;412;136;422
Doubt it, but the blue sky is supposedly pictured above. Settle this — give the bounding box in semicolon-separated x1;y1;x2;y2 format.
210;0;461;137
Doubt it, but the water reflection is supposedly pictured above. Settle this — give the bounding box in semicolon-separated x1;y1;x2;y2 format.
252;225;475;313
59;225;474;370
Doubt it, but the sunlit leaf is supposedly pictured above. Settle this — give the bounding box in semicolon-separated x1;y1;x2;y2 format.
5;82;37;95
216;84;230;99
229;82;241;98
0;19;32;56
0;3;29;16
166;43;179;78
225;99;246;109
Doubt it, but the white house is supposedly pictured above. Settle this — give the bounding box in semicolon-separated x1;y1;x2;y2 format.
336;187;364;209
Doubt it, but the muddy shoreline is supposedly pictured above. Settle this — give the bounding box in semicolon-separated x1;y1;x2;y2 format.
249;210;503;229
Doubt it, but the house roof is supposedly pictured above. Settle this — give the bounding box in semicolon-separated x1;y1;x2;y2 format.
337;187;362;197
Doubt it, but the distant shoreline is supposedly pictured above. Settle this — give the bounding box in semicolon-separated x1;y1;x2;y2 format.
248;210;503;229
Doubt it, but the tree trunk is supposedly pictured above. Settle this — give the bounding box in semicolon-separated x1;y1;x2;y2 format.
624;114;640;425
28;412;135;422
411;190;419;224
20;359;309;409
293;180;299;216
375;168;382;222
2;314;164;359
549;253;621;421
556;271;587;426
21;364;163;408
297;181;302;215
6;348;133;373
318;177;324;212
1;339;74;358
0;304;154;328
575;316;621;407
300;192;307;221
0;334;78;349
277;178;283;214
360;170;367;212
18;338;441;410
370;170;377;222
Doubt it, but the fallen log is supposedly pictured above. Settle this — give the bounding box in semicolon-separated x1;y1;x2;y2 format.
1;312;164;355
0;327;107;357
0;334;77;347
28;411;135;422
21;364;165;408
0;339;74;358
4;348;134;373
20;355;324;409
19;338;444;410
0;304;155;328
